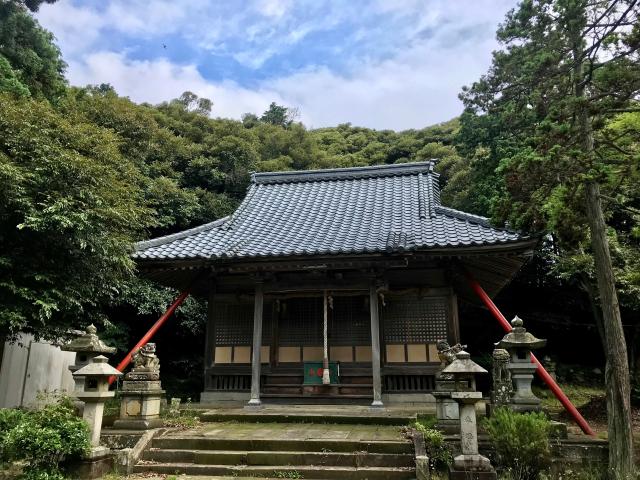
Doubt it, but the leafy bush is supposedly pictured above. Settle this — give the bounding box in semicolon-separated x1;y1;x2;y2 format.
2;397;90;479
484;408;551;480
413;421;452;471
0;407;26;463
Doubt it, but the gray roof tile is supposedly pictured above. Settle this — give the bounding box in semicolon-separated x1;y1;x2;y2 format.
134;162;525;261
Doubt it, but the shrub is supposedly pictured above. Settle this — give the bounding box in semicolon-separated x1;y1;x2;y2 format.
0;407;26;463
413;421;453;471
3;397;90;479
484;408;551;480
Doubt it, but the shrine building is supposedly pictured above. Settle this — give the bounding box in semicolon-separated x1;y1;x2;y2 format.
133;161;536;406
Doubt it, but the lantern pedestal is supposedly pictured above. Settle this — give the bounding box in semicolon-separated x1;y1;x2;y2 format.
434;379;459;434
448;392;496;480
114;380;165;430
441;352;497;480
508;362;541;411
114;343;165;430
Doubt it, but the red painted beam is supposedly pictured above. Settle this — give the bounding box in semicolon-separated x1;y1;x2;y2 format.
109;288;191;385
463;269;596;436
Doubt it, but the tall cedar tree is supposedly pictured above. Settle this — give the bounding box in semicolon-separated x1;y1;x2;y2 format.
459;1;640;477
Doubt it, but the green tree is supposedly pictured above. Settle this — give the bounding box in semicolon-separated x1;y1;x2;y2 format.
11;0;58;12
175;90;213;116
0;54;30;96
0;93;151;340
260;101;298;127
0;1;66;99
459;1;640;476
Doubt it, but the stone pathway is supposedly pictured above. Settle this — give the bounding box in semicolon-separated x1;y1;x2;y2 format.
195;402;435;427
195;403;436;416
173;420;406;442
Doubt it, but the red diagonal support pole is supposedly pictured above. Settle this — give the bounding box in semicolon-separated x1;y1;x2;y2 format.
109;288;192;385
463;269;595;436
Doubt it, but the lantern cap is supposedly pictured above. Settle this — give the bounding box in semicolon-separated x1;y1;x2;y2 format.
62;324;116;354
73;355;122;377
441;350;488;375
496;316;546;350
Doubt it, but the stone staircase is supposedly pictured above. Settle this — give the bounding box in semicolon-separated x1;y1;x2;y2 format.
133;432;416;479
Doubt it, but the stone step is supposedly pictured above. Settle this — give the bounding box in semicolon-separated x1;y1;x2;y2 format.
132;462;416;480
199;411;413;425
143;448;415;468
152;436;414;454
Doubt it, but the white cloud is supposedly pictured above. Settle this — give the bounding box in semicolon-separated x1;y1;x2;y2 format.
67;52;286;119
254;0;293;18
36;1;105;55
37;0;519;130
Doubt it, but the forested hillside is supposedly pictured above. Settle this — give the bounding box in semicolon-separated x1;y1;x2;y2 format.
1;0;639;409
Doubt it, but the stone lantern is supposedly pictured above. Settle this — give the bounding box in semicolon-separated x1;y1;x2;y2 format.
496;316;546;412
63;324;116;392
73;355;122;450
442;350;496;480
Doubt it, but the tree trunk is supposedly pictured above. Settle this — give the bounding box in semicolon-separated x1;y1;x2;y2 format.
585;181;634;479
572;27;634;472
579;275;606;353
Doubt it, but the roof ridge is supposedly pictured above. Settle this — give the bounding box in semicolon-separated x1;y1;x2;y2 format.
434;205;519;232
134;216;230;252
252;160;437;185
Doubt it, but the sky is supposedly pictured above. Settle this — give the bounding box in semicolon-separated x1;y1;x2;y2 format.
36;0;518;131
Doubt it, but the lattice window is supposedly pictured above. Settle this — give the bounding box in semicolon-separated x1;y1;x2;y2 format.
279;297;322;346
384;374;435;392
330;296;371;346
214;302;272;346
382;295;449;343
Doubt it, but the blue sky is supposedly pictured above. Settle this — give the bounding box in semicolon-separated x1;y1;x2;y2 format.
37;0;518;130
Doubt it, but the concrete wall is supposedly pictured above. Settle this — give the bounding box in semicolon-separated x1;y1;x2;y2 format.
0;334;76;408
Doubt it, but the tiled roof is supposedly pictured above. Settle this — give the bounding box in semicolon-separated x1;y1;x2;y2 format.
134;162;525;261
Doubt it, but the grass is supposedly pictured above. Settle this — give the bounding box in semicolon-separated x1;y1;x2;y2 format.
273;470;303;479
535;384;605;414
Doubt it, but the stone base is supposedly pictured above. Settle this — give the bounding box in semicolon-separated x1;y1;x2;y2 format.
434;391;459;433
509;400;542;412
449;467;497;480
549;420;568;439
454;454;492;470
64;446;113;479
117;384;164;430
435;418;460;434
113;386;164;430
415;455;430;480
112;418;163;430
201;390;250;403
382;393;436;404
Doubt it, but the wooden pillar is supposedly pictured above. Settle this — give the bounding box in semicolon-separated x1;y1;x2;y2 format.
203;280;216;388
248;282;264;407
369;284;384;407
